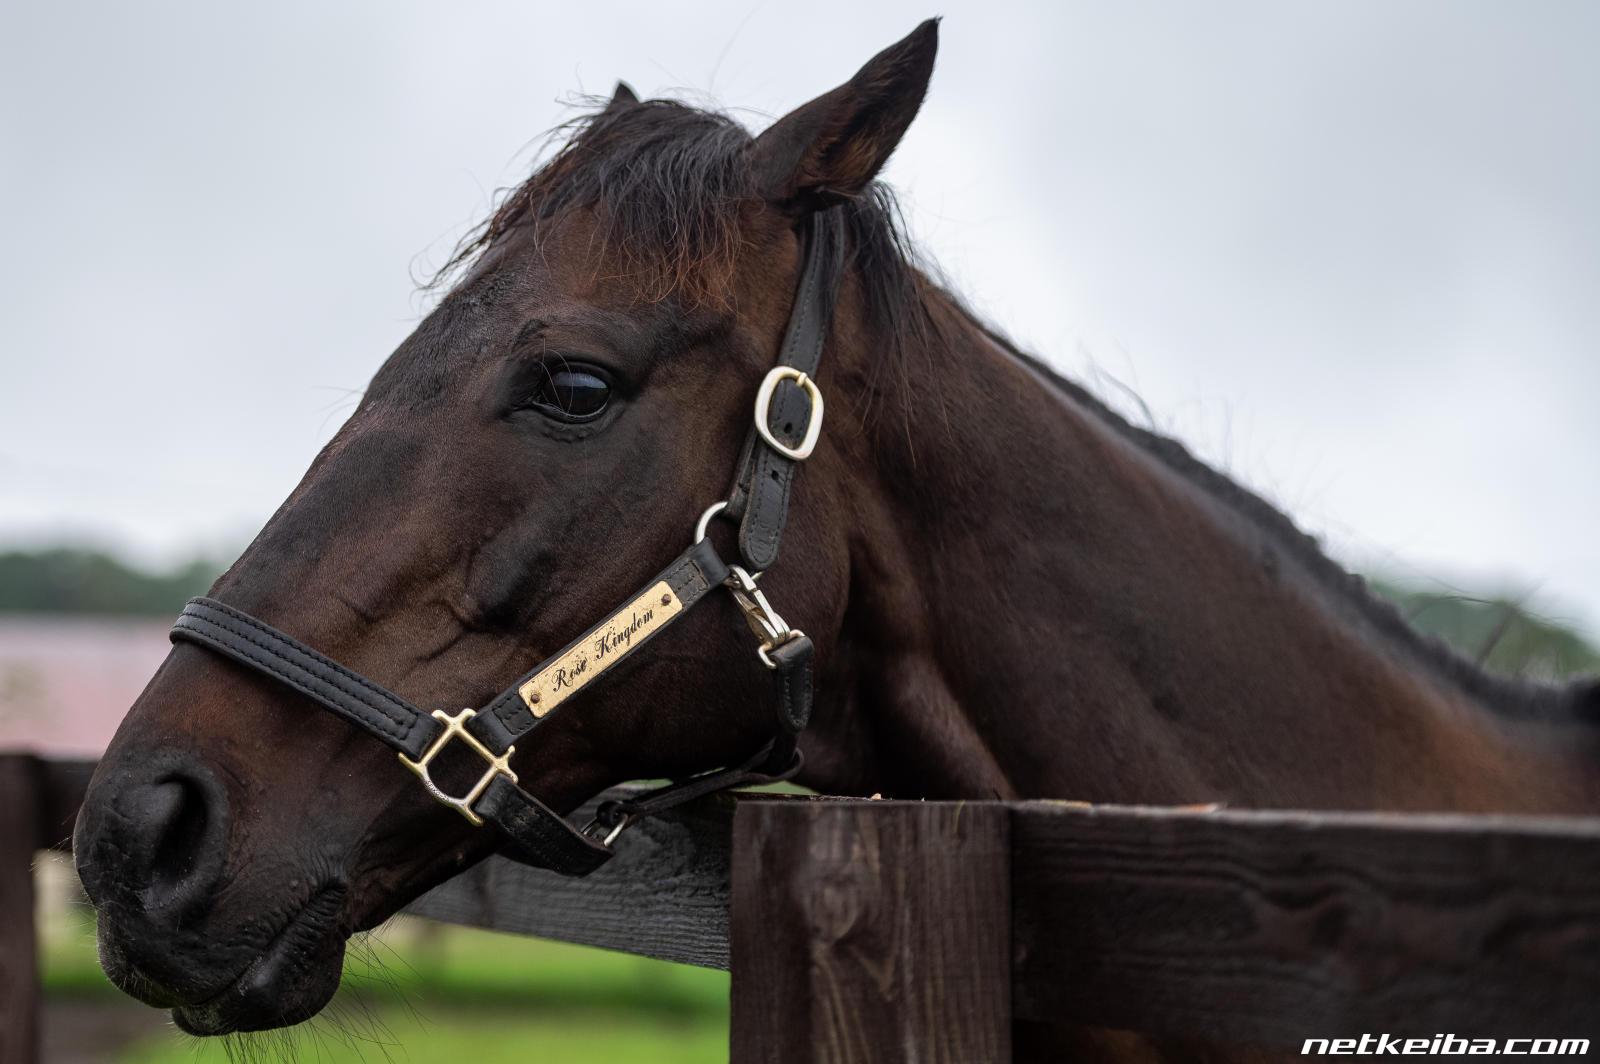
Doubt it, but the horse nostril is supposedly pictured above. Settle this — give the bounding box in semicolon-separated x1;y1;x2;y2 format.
145;778;210;903
78;760;230;915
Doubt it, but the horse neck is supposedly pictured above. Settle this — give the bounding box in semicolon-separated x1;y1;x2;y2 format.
805;287;1600;814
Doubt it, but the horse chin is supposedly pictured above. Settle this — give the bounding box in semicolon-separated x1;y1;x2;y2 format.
171;887;349;1036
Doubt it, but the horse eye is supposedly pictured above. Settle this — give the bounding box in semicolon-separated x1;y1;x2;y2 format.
523;363;612;422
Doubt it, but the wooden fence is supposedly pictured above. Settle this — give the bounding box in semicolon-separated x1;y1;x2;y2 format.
7;752;1600;1061
1;754;96;1064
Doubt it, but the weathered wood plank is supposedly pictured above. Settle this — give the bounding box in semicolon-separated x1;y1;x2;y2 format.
1;754;42;1064
1011;802;1600;1045
405;786;740;969
405;793;1600;1048
729;801;1012;1064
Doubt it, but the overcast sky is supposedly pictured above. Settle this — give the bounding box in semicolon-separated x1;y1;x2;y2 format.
2;2;1596;637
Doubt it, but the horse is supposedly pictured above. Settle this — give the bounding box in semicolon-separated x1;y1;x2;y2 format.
72;18;1600;1057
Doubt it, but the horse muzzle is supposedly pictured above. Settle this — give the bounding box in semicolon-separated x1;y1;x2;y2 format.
73;746;348;1032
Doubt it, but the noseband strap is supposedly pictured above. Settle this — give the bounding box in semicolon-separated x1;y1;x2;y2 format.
169;208;843;877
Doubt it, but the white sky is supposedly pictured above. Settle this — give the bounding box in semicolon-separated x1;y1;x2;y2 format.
2;2;1596;637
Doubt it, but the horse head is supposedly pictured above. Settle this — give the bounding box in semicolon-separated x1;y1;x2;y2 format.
73;21;940;1034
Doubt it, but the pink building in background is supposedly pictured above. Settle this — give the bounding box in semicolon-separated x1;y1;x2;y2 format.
0;617;169;756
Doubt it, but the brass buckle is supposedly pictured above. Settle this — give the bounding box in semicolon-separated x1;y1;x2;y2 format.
398;708;517;826
753;367;824;461
725;565;804;669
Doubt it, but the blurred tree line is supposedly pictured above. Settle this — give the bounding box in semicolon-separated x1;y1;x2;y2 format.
0;548;1595;680
1372;579;1600;680
0;548;218;616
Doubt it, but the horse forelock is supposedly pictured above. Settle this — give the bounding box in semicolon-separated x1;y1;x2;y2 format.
433;98;935;358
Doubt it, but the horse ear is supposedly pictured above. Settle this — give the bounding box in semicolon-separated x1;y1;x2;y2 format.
604;81;640;113
751;18;938;207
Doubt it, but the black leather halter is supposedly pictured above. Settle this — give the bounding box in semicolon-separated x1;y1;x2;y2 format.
170;208;845;877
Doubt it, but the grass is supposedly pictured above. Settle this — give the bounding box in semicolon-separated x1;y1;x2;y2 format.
39;859;731;1064
116;1010;728;1064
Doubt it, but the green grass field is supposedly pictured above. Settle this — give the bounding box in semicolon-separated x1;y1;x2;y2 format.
41;870;731;1064
114;1012;727;1064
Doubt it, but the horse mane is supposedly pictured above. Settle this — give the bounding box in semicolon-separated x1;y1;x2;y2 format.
985;332;1600;724
446;97;1598;725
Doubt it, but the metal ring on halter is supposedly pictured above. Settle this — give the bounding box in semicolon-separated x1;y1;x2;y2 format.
580;811;633;849
693;502;765;579
694;500;731;544
756;636;804;670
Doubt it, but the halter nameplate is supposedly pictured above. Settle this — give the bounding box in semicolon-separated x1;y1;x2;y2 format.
519;581;684;717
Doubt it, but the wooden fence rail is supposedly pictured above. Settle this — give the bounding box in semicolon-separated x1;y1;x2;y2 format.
10;753;1600;1062
1;755;96;1064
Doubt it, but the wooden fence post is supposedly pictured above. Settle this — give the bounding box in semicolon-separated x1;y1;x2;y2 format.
0;754;42;1064
729;801;1012;1064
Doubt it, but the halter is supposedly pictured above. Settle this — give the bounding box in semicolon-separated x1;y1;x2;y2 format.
168;208;845;877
